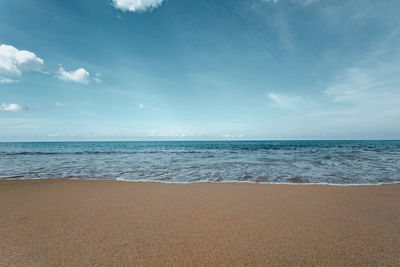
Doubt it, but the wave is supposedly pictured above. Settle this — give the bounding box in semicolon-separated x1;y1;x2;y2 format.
1;141;400;185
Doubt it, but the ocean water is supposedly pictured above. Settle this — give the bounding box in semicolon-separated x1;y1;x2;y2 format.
0;141;399;185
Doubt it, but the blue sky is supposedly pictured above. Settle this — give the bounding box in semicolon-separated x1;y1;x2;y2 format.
1;0;399;141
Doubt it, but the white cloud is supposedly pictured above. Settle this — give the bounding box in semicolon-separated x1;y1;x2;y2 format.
111;0;164;12
55;102;66;107
0;103;24;112
0;44;44;83
56;67;90;85
138;103;145;109
0;45;101;85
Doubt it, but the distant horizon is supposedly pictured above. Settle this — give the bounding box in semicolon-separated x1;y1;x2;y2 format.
1;139;400;143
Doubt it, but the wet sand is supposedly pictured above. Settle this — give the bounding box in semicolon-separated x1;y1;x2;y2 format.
1;179;399;266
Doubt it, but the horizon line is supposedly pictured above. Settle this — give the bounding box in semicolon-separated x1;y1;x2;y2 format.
1;139;399;143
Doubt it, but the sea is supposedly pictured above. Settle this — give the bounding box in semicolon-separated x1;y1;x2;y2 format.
0;141;399;185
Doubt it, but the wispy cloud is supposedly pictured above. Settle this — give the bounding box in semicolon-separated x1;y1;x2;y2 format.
56;67;90;85
323;23;400;120
0;78;19;84
324;65;400;117
147;129;204;138
0;44;44;83
221;134;244;139
55;102;66;107
267;92;312;110
0;103;24;112
263;0;318;6
263;0;279;4
275;11;294;50
111;0;164;12
137;103;160;111
94;73;103;84
264;54;400;137
292;0;318;6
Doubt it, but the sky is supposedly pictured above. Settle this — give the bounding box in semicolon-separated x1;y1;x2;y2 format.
0;0;400;141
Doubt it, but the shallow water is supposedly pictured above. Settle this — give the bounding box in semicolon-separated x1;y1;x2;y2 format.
0;141;399;185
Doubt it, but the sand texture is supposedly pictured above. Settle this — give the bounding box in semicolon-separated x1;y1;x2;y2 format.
1;179;399;266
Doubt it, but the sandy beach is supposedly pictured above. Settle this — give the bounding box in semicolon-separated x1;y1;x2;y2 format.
0;179;399;266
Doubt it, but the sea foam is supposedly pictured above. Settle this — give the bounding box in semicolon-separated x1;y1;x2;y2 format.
1;141;399;185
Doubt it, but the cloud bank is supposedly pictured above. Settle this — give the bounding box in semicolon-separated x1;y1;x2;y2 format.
0;44;44;83
111;0;164;12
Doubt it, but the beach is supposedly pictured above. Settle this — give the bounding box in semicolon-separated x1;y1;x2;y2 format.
1;179;399;266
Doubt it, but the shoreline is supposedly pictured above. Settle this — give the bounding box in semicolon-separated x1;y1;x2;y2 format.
2;177;400;187
1;179;399;265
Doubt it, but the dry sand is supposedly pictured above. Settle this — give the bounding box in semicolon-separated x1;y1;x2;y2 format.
0;179;399;266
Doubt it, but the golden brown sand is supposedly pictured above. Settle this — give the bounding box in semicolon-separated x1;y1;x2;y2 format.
1;179;399;266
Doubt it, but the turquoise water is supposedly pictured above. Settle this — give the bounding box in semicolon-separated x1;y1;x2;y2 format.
0;141;399;185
